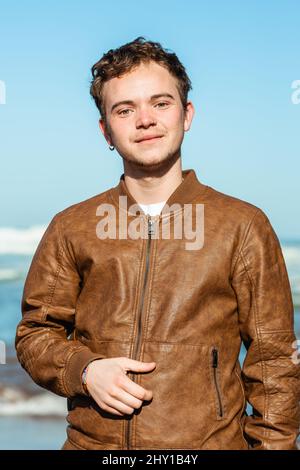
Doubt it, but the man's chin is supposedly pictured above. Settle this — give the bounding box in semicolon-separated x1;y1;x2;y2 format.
121;152;179;170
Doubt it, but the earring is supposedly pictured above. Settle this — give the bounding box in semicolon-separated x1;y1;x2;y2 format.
109;145;115;151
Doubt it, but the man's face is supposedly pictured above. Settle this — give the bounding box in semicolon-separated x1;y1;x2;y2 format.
99;61;194;170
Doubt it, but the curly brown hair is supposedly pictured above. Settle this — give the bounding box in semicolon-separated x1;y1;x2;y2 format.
90;36;192;127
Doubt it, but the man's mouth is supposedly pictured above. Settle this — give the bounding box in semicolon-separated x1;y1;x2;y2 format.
135;135;164;144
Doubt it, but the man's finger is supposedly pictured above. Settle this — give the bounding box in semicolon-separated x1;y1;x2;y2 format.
120;375;153;401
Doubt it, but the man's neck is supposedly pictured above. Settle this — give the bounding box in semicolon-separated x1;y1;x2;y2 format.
123;158;183;205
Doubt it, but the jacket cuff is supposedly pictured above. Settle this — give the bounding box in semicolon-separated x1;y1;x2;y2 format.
63;347;105;398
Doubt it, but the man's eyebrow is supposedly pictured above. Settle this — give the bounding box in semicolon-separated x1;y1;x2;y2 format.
110;93;175;113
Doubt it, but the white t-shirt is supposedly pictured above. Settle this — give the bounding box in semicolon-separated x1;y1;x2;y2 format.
138;201;167;216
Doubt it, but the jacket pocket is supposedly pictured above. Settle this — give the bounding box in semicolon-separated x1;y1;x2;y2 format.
211;347;225;420
135;341;222;449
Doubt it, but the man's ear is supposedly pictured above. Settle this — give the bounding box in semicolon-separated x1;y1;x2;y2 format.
183;101;195;132
99;118;112;146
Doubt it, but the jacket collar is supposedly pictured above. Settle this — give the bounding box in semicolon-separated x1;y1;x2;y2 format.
109;168;208;217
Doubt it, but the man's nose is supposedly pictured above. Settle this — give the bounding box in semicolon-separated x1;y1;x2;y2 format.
135;106;157;128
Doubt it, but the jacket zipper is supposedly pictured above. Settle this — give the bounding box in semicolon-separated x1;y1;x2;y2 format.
126;215;155;449
212;348;223;418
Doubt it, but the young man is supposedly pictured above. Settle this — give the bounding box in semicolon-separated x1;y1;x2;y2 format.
15;37;300;450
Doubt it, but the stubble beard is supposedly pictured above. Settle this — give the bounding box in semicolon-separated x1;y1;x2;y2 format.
121;146;181;173
105;120;183;173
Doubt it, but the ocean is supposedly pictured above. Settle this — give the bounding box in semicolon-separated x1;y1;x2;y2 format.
0;226;299;449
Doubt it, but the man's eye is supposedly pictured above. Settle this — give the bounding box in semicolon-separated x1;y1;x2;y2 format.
118;109;131;116
117;102;168;115
156;102;168;108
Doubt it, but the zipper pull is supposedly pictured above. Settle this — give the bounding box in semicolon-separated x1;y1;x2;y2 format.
148;217;155;238
212;348;218;368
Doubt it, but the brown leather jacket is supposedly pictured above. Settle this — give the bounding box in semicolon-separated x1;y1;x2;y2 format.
15;169;300;450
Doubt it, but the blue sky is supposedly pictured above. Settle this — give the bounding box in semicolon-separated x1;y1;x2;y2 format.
0;0;299;239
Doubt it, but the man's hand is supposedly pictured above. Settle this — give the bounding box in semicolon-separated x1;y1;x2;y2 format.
84;357;156;416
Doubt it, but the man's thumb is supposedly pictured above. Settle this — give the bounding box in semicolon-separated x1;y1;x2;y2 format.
122;358;156;373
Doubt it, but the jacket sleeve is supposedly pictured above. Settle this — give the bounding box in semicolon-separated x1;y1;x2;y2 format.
15;213;105;399
231;208;300;450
